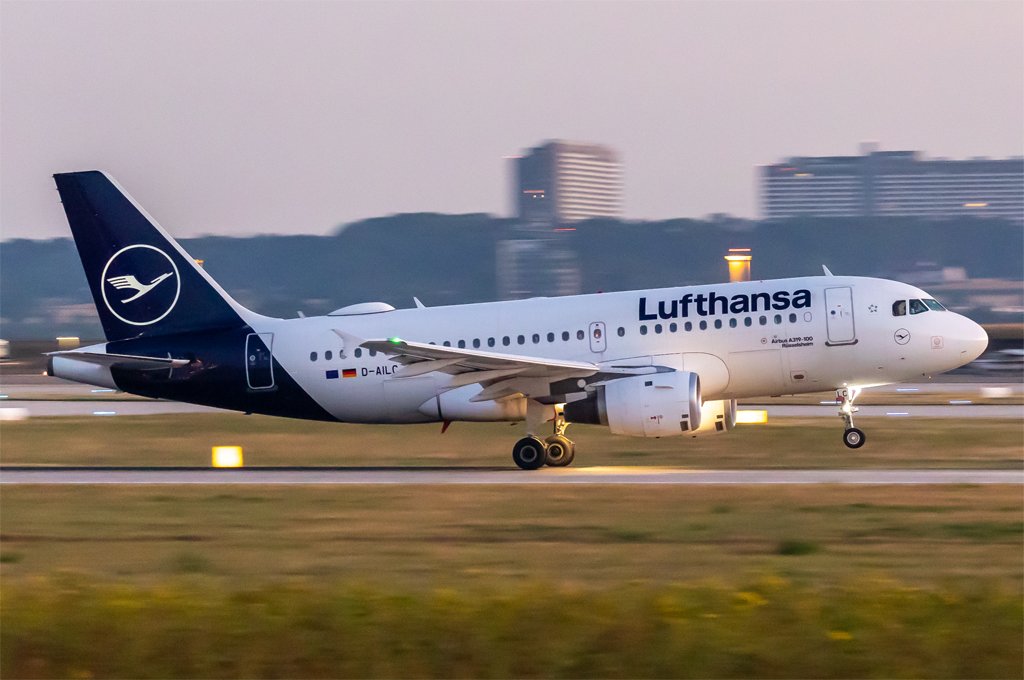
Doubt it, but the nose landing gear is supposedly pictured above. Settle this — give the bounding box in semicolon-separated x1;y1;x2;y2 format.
837;387;866;449
511;403;576;469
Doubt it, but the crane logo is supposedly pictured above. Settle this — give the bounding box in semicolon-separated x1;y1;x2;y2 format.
100;245;181;325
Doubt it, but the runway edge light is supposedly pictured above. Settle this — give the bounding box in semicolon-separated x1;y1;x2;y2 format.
212;446;243;468
736;410;768;424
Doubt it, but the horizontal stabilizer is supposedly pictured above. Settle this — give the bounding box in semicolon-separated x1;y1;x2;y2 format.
46;350;190;371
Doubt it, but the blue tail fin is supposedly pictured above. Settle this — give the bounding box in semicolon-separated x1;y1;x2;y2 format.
54;171;250;342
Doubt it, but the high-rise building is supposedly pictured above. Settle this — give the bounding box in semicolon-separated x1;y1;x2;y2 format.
760;145;1023;223
513;140;623;224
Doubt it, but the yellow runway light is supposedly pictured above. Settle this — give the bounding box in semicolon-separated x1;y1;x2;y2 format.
212;446;243;468
735;410;768;424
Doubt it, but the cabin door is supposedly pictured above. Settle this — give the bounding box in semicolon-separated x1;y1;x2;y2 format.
824;287;857;346
245;332;276;390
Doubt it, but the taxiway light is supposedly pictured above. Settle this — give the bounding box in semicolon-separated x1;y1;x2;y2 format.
212;446;243;468
735;409;768;424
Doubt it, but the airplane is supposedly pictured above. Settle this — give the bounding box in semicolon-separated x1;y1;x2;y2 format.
46;171;989;469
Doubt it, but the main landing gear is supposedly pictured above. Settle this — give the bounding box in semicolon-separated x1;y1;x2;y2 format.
836;387;866;449
512;404;576;470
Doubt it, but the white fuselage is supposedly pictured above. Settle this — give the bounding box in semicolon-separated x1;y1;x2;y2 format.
242;275;987;424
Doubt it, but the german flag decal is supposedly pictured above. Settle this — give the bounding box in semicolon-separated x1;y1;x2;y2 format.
342;368;358;378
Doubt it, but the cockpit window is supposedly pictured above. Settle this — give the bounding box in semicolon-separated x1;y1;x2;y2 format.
923;298;945;311
909;299;929;315
892;300;907;316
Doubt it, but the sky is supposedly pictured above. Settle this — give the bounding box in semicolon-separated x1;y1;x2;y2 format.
2;0;1022;240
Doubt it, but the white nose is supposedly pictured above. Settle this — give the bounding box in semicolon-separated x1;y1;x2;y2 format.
959;316;989;364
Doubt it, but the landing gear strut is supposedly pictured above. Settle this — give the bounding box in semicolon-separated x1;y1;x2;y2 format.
836;387;866;449
511;403;576;469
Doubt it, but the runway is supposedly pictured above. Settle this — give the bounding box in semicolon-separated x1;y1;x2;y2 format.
1;466;1019;485
2;399;1022;419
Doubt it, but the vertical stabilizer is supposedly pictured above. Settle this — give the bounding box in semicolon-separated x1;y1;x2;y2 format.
54;171;252;341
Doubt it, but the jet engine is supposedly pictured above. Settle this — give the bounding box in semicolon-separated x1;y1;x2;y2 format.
690;399;737;436
564;371;701;437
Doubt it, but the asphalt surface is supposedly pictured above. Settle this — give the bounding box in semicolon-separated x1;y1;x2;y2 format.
1;467;1020;485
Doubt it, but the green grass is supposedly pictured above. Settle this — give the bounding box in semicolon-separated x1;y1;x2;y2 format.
3;485;1021;677
3;577;1021;679
2;413;1022;469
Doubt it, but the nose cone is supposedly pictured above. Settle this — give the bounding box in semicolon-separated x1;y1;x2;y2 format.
959;316;989;364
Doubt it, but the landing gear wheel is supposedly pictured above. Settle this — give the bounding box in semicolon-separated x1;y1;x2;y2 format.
512;436;547;470
544;435;575;467
843;427;866;449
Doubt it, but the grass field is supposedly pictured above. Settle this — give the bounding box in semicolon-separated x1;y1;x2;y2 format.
2;485;1022;677
2;413;1022;469
2;412;1022;677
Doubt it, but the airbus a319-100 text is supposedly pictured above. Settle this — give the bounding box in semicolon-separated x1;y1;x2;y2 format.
47;172;988;469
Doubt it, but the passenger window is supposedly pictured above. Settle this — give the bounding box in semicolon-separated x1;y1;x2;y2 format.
699;320;708;330
577;330;585;340
640;325;648;335
487;338;495;347
669;322;677;333
789;313;797;323
654;324;663;334
442;342;450;348
310;351;317;362
774;314;782;325
562;331;570;341
458;340;466;348
729;318;737;328
744;317;752;327
910;299;928;315
547;332;555;342
684;322;693;331
532;333;540;344
502;336;510;346
892;300;907;316
472;339;480;348
369;350;377;357
617;327;625;337
325;350;333;361
355;348;363;357
759;316;767;325
517;335;525;345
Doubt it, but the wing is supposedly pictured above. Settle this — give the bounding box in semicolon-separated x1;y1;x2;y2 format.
106;275;142;290
335;330;598;401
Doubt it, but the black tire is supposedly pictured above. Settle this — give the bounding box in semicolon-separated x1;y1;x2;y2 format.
544;435;575;467
843;427;866;449
512;436;547;470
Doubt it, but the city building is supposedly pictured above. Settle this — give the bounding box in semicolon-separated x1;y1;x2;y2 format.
513;140;623;225
760;144;1023;223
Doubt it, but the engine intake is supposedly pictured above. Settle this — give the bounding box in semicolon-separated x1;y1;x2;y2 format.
564;371;701;437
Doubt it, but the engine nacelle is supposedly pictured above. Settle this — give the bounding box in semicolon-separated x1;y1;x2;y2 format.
564;371;701;437
690;399;737;436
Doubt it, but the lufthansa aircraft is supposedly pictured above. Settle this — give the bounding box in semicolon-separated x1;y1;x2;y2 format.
47;172;988;468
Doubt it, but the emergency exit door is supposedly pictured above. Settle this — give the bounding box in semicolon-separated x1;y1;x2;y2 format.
824;287;857;346
589;322;607;353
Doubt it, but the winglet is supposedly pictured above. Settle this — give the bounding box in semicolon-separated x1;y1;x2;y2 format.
413;297;426;309
822;265;834;276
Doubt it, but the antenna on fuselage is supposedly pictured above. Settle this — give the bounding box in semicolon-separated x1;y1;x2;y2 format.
822;265;835;276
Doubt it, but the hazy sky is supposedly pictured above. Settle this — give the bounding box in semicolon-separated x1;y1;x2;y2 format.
2;0;1022;239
